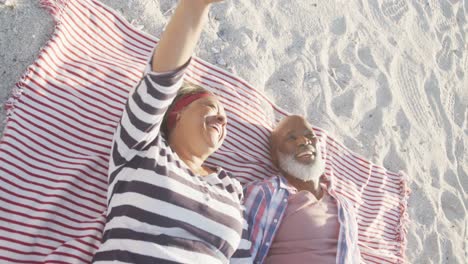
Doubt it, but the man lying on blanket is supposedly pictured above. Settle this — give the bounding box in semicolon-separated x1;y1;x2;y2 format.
244;115;361;263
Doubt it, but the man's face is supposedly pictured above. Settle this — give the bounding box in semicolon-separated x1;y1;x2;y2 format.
271;115;325;182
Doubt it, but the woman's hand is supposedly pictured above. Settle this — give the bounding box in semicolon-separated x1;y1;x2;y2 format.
152;0;223;72
198;0;224;4
181;0;223;11
186;0;224;8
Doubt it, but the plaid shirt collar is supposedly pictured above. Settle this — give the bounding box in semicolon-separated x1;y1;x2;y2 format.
278;174;331;194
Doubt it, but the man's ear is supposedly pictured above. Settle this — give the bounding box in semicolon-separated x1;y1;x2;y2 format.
270;145;279;169
271;153;278;167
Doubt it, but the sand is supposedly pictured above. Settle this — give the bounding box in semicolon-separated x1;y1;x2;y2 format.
0;0;466;263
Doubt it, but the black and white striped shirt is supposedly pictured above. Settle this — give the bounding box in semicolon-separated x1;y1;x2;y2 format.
93;59;251;263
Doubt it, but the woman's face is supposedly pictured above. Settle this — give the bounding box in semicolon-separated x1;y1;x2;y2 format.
172;95;227;156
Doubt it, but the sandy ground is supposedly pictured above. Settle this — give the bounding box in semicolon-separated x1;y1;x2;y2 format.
0;0;466;263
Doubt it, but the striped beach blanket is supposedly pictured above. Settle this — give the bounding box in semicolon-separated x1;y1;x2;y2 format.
0;0;410;263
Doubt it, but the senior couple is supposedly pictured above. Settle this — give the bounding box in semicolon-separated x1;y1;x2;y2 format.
93;0;359;263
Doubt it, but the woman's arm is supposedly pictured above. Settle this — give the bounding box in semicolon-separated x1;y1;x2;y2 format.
230;209;253;263
152;0;221;72
111;0;222;163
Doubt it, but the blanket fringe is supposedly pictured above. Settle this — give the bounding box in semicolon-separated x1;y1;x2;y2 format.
3;86;24;122
3;0;69;123
396;171;411;263
39;0;69;21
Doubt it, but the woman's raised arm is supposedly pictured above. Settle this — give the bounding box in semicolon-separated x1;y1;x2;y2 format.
152;0;222;72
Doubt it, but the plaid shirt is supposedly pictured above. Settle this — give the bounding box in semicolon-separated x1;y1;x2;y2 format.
243;175;362;264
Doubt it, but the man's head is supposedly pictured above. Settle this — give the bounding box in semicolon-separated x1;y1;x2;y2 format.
271;115;325;182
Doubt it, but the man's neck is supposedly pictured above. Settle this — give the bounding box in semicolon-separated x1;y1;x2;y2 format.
285;175;324;200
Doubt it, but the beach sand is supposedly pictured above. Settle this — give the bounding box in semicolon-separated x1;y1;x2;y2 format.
0;0;466;263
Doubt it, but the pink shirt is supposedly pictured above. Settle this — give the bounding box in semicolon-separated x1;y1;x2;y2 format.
265;189;340;264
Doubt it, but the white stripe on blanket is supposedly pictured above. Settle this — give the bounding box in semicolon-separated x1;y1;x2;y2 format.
0;0;410;263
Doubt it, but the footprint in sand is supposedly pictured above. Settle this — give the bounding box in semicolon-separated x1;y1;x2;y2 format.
330;16;346;36
376;73;392;107
445;84;466;129
454;137;466;195
406;228;422;260
356;75;390;142
394;55;433;131
436;36;454;71
432;0;461;40
357;108;383;144
444;168;464;195
409;183;436;227
421;232;441;264
409;0;431;32
395;109;411;141
357;47;378;69
331;89;355;118
424;71;455;162
456;165;467;203
440;191;465;221
453;93;468;128
342;41;374;78
305;70;327;119
381;0;409;22
440;240;462;264
438;0;455;20
430;162;441;188
383;143;407;171
328;53;353;90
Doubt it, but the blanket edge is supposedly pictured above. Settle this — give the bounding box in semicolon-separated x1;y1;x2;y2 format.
397;170;411;263
39;0;70;20
2;0;67;129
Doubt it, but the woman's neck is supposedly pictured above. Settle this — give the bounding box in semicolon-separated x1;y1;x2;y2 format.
170;139;211;176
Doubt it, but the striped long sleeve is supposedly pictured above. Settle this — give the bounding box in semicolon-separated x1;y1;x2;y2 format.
94;58;251;263
230;208;253;263
111;59;189;165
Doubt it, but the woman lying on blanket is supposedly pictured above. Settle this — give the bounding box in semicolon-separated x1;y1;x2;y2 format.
92;0;251;263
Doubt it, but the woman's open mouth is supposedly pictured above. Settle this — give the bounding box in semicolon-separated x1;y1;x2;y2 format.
208;124;223;140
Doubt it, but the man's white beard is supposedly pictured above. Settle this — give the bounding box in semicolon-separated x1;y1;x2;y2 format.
278;144;326;182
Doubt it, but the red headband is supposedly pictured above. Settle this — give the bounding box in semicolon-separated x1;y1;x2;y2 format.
166;92;212;132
